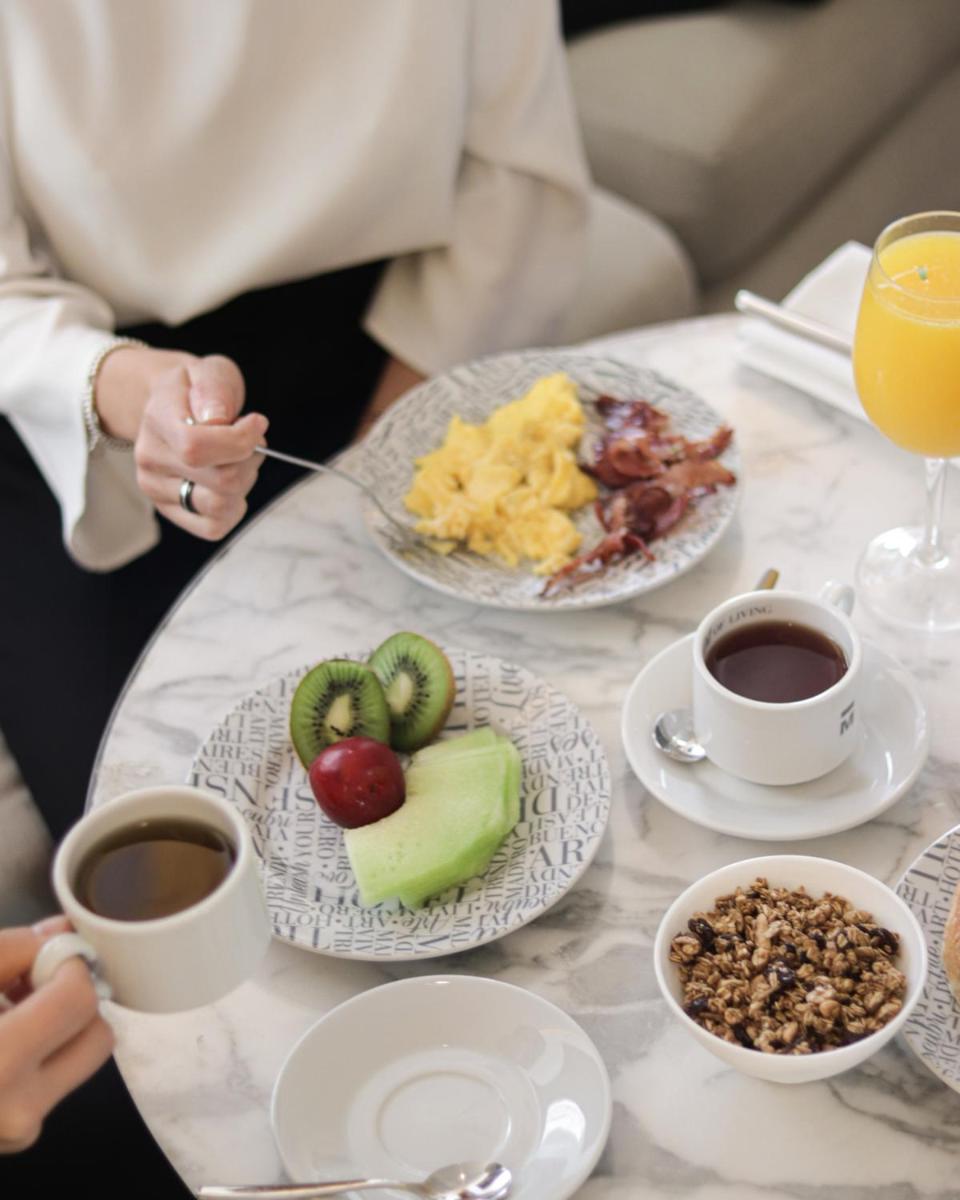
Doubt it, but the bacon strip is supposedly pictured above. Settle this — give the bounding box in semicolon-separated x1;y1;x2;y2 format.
594;395;670;432
542;396;736;595
597;483;672;536
541;529;654;596
659;457;736;498
683;425;733;462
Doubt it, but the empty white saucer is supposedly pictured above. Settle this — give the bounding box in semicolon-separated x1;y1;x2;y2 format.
621;634;928;841
271;975;612;1200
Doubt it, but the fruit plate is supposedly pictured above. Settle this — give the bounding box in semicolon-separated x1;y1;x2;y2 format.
188;649;611;960
896;822;960;1093
353;347;740;611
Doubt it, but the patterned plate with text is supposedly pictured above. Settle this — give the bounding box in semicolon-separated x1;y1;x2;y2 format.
189;649;611;960
355;348;740;610
897;824;960;1091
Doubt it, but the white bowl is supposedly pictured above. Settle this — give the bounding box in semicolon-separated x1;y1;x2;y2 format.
653;855;926;1084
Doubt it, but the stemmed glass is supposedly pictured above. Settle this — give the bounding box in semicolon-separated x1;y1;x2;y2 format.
853;211;960;630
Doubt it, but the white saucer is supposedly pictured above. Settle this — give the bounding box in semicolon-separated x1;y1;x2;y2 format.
621;634;928;841
271;976;612;1200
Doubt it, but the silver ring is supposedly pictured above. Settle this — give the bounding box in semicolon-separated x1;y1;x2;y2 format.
184;415;196;426
29;933;112;1005
179;478;198;514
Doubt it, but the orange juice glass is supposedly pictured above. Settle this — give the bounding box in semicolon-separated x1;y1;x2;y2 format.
853;212;960;630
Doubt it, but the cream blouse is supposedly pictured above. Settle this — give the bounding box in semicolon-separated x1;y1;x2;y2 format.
0;0;589;569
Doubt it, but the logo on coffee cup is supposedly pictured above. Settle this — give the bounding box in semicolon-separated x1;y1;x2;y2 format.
704;604;775;651
730;603;774;625
840;701;855;735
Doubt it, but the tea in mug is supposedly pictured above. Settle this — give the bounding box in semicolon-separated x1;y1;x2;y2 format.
74;818;236;922
705;619;847;704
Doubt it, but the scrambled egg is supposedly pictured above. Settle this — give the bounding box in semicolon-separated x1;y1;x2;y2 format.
404;372;597;575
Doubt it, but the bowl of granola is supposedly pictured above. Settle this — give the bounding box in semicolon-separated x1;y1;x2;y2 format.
653;855;926;1083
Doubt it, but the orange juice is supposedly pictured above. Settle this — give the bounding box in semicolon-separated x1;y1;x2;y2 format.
854;230;960;456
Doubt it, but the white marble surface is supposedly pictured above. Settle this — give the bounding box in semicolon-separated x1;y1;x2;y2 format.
90;315;960;1199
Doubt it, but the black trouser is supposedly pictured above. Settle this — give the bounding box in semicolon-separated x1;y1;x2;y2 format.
0;262;386;1197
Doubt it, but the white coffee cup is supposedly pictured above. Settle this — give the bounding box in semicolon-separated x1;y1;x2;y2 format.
692;583;861;785
48;786;272;1013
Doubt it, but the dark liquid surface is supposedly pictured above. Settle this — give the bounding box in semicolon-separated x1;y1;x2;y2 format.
75;819;236;922
705;620;847;703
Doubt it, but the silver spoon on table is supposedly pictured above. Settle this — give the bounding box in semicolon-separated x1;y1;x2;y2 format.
652;568;780;765
198;1161;512;1200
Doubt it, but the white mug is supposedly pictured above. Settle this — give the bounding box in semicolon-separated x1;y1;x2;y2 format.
48;786;272;1013
691;584;861;785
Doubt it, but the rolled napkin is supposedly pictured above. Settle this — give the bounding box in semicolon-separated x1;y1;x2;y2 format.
737;241;871;420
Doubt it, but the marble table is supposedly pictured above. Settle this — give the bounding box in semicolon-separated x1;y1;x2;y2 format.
90;315;960;1199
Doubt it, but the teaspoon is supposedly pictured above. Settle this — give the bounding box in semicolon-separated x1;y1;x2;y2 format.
651;568;779;765
198;1160;512;1200
652;706;707;764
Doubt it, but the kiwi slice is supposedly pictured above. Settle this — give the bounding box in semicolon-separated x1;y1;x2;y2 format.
290;659;390;768
368;633;456;753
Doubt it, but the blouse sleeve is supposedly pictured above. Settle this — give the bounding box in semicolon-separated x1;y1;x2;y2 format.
363;0;591;375
0;136;159;572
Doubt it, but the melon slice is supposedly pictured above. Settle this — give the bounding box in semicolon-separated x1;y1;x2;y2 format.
411;728;499;764
398;744;518;897
437;739;521;869
501;738;522;829
344;749;508;908
394;739;522;907
408;724;520;830
407;740;520;838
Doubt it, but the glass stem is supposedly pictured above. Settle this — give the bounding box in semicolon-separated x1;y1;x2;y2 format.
920;456;949;567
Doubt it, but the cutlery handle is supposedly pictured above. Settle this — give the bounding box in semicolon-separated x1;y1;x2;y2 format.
253;445;410;540
198;1179;407;1199
254;445;370;493
734;289;853;355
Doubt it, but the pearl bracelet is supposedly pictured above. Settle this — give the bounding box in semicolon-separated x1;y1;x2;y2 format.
81;336;147;452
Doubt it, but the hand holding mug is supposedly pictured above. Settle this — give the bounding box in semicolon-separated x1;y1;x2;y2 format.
50;787;272;1014
0;919;114;1153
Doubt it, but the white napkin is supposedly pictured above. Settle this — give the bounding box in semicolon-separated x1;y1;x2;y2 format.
737;241;871;419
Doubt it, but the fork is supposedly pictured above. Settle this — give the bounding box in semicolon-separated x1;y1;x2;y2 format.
254;445;458;558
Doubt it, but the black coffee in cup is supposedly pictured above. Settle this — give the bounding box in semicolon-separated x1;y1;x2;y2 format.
705;619;847;703
74;818;236;922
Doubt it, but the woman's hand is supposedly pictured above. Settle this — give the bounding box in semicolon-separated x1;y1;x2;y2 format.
96;346;269;540
0;919;114;1153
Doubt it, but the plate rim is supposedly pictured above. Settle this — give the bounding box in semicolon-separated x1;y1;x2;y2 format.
189;647;612;962
621;633;929;841
269;973;613;1198
896;822;960;1094
356;346;741;612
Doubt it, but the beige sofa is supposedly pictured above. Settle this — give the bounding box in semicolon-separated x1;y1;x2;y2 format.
563;0;960;336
